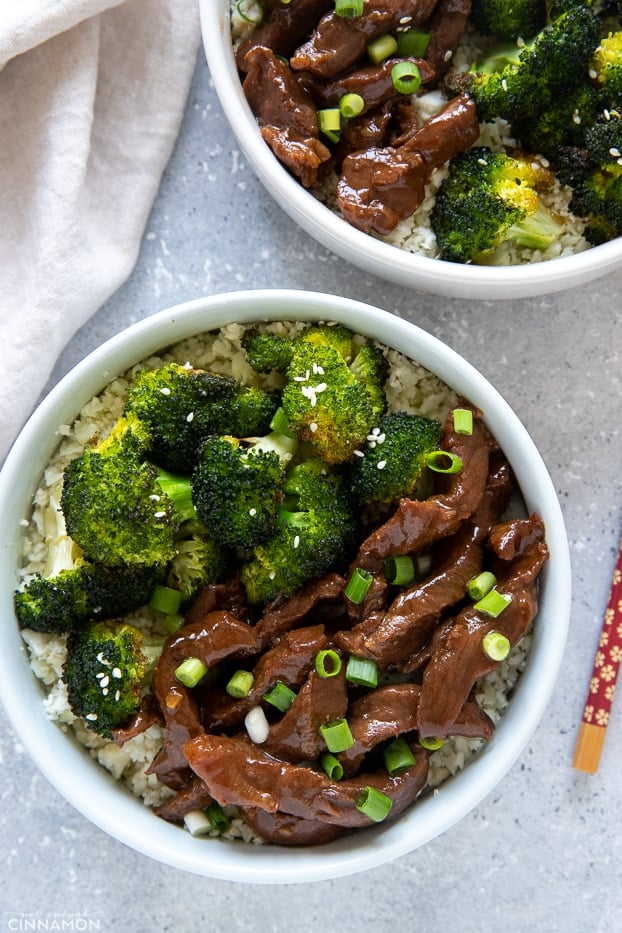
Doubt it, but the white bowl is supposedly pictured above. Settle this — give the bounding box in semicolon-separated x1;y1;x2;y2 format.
0;290;571;883
200;0;622;300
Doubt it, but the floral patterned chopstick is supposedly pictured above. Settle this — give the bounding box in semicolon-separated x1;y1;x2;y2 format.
573;536;622;773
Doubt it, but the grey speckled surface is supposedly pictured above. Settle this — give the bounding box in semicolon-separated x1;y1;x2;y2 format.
2;50;622;933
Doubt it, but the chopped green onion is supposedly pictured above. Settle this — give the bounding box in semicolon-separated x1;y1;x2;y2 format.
320;717;355;753
346;655;379;688
391;61;422;95
424;450;464;474
175;657;208;688
315;649;342;679
320;752;344;781
264;680;296;712
385;554;415;586
344;567;373;604
482;630;511;661
396;27;431;57
226;669;255;698
183;809;213;837
418;736;444;750
339;92;365;118
269;406;295;438
335;0;364;17
467;570;497;601
356;786;393;822
206;802;231;834
367;34;399;64
474;589;512;618
149;584;183;616
384;737;416;776
318;108;341;135
453;407;474;435
163;612;185;634
236;0;264;24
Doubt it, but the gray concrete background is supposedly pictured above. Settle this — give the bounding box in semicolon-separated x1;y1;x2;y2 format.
1;50;621;933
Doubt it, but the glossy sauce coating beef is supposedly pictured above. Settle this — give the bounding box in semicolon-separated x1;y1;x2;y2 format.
236;0;477;230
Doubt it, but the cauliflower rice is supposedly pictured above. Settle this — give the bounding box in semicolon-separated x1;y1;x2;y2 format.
18;322;531;841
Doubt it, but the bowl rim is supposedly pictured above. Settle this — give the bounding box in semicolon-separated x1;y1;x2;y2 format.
200;0;622;300
0;289;572;883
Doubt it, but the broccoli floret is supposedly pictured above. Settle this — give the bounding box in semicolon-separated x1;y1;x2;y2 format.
166;520;231;602
349;412;442;506
470;0;547;39
571;162;622;242
124;362;278;472
514;84;600;159
240;459;358;606
297;323;356;360
281;341;377;464
61;428;195;568
590;31;622;103
241;329;294;373
348;343;389;421
63;620;155;738
584;113;622;165
191;433;295;549
431;148;564;263
14;561;160;634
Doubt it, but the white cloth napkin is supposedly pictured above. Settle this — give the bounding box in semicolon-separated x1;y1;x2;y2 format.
0;0;201;461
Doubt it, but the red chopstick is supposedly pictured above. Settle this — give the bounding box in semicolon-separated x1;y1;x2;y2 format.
573;536;622;773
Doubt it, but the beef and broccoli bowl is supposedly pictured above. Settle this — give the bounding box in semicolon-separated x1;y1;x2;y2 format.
0;291;570;881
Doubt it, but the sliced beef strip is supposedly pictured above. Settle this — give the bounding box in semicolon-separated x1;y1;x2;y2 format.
184;577;249;626
488;514;547;561
416;522;549;738
355;403;490;571
154;775;213;824
147;611;258;788
200;624;328;731
254;571;346;647
112;693;163;747
235;0;334;72
263;669;348;762
312;56;435;113
243;46;331;187
184;732;429;830
290;0;439;80
336;93;479;233
424;0;472;80
337;457;514;668
241;806;347;846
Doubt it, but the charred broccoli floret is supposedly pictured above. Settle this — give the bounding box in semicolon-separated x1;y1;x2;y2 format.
349;412;442;507
191;432;295;549
124;362;278;472
63;620;159;738
241;329;294;374
514;84;600;160
166;520;231;602
61;425;196;568
347;342;390;421
590;30;622;103
431;148;564;263
240;459;358;606
14;561;160;634
470;0;546;39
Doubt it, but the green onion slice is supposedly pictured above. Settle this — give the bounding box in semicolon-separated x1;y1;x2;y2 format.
163;612;185;635
236;0;264;24
226;669;255;698
206;802;231;834
385;554;415;586
263;680;296;712
418;736;444;750
482;630;511;661
175;657;208;688
339;92;365;118
474;589;512;618
391;61;422;95
424;450;464;474
320;752;344;781
315;649;343;679
396;27;431;57
269;406;295;438
318;108;341;136
335;0;364;17
384;737;416;776
344;567;373;604
453;407;474;435
183;809;213;837
356;786;393;822
367;34;399;64
149;584;183;616
320;717;355;753
466;570;497;601
346;655;379;688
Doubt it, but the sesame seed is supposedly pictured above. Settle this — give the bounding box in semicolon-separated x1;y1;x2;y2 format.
376;433;386;444
186;412;194;422
573;111;581;125
477;158;488;166
309;422;318;433
100;675;110;688
610;147;621;157
269;571;276;580
249;507;257;516
112;667;122;679
96;672;105;680
154;510;167;519
115;690;121;702
605;109;611;121
149;494;160;501
517;37;525;48
617;157;622;166
377;461;387;470
102;688;109;696
443;50;452;62
501;78;508;92
400;15;412;23
353;449;365;458
315;382;327;394
160;387;171;396
293;535;300;549
589;68;597;79
85;713;98;721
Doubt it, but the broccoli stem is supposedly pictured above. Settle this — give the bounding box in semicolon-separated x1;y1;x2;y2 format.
507;201;563;250
156;469;196;523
